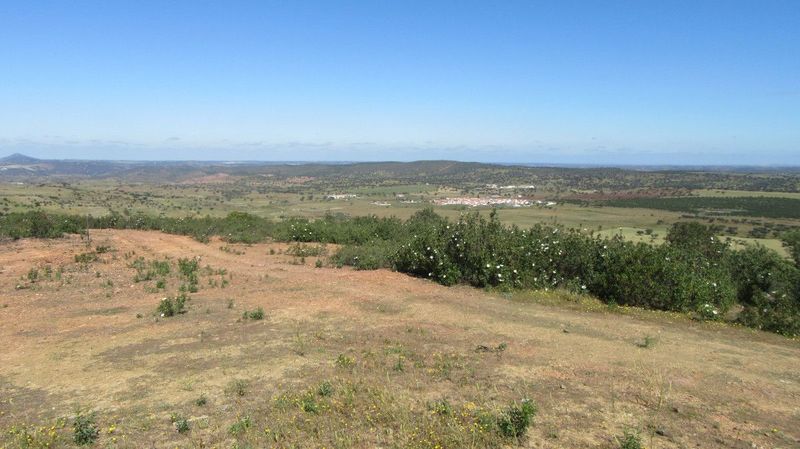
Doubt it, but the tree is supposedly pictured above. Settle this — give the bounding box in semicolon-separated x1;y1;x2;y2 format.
782;230;800;267
666;221;727;259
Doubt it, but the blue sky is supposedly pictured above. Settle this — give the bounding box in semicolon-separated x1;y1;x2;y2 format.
0;1;798;164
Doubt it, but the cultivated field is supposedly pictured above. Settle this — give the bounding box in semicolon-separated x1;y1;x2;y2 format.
1;230;798;448
1;179;796;255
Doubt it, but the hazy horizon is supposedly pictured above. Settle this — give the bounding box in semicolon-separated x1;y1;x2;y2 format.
5;151;800;169
1;1;798;165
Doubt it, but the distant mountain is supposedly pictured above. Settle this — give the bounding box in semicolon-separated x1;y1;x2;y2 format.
0;153;41;164
0;155;798;191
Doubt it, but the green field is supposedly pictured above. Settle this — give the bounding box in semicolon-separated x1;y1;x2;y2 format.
2;175;798;256
693;188;800;199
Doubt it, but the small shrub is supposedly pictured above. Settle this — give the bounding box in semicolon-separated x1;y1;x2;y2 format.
333;241;395;270
195;394;207;406
242;307;265;320
156;294;187;317
220;245;244;255
335;354;355;369
429;398;453;416
292;332;308;356
228;379;248;397
316;381;333;397
635;335;656;349
497;399;536;439
475;343;508;354
74;252;98;264
178;257;199;277
150;260;170;276
228;415;251;436
171;414;190;433
393;355;405;372
286;243;328;257
299;394;319;414
73;411;99;446
616;430;643;449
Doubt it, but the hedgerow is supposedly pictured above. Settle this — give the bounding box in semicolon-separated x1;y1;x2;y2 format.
2;209;799;336
599;196;800;219
0;210;84;239
729;246;800;336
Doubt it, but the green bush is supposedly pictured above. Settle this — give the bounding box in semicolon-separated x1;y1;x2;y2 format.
316;380;333;397
781;229;800;267
178;257;200;292
590;241;735;315
299;394;319;414
228;415;251;435
0;210;84;239
730;246;800;336
150;260;170;276
496;399;537;439
72;411;99;446
171;413;190;433
242;307;264;320
616;430;643;449
335;354;355;369
157;294;187;317
333;240;397;270
666;221;727;258
178;257;199;277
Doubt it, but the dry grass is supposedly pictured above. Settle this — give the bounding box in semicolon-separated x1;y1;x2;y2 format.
1;230;798;448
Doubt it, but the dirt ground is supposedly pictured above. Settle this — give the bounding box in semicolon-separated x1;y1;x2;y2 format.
0;230;798;448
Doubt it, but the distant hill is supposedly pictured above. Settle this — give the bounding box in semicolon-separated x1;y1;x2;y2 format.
1;154;799;191
0;153;41;164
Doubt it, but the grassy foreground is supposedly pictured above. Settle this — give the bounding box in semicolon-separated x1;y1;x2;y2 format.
1;230;799;449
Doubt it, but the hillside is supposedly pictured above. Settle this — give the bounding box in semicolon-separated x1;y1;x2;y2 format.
1;230;798;448
2;154;800;192
0;153;42;164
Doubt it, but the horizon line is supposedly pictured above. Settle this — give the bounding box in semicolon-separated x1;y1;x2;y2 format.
3;153;800;170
